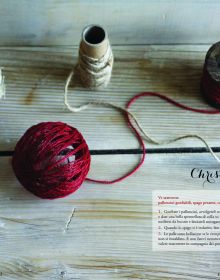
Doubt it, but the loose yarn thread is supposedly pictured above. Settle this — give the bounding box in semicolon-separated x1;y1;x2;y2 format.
77;41;113;89
64;69;220;174
12;41;220;199
12;68;220;199
65;70;146;184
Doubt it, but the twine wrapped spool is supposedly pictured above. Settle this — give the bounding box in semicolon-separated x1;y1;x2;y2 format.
77;25;113;89
201;41;220;108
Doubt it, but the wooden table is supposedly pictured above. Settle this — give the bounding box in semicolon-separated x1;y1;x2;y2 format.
0;45;220;279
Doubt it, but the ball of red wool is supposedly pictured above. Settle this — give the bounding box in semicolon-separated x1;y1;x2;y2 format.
12;122;91;199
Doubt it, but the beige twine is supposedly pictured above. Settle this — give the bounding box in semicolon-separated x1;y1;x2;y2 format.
64;70;220;163
0;69;5;99
77;43;113;89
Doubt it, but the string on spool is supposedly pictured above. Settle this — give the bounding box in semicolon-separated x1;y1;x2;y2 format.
77;25;113;89
201;41;220;108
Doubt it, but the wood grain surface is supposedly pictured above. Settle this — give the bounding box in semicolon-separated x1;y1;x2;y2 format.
0;45;219;151
0;153;220;280
1;44;220;279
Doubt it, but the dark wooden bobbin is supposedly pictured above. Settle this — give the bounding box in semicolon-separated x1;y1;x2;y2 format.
201;41;220;108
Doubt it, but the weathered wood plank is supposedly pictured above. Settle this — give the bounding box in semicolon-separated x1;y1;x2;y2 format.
0;153;219;279
1;45;220;151
0;0;219;45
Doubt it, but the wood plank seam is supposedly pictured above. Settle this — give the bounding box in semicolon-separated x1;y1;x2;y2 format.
1;147;220;157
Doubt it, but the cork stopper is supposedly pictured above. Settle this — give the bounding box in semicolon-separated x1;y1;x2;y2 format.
205;41;220;82
80;25;109;59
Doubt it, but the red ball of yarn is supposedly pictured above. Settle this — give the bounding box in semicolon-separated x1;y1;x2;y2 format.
12;122;91;199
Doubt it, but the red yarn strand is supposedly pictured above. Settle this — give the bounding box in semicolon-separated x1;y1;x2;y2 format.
86;89;220;184
127;92;220;115
86;114;146;184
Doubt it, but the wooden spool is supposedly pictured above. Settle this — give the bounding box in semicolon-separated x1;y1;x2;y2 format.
202;41;220;107
205;41;220;81
78;25;114;89
80;25;109;59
